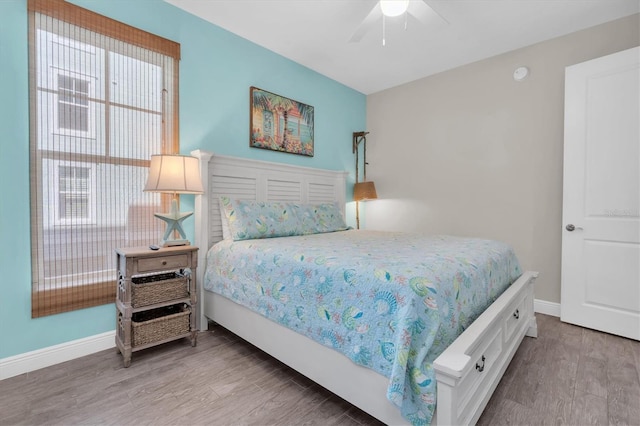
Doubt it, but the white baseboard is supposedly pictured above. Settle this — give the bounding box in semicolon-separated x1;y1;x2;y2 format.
534;299;561;317
0;331;115;381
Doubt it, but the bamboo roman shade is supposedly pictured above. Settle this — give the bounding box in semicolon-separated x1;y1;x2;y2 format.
28;0;180;317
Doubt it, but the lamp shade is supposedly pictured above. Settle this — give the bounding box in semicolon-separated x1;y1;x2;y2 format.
354;181;378;201
144;154;204;194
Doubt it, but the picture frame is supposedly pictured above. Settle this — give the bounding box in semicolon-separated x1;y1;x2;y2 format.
250;86;314;157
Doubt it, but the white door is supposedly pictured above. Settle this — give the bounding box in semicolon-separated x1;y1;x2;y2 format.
561;47;640;341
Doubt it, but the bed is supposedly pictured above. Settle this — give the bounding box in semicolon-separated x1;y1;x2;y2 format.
192;151;538;425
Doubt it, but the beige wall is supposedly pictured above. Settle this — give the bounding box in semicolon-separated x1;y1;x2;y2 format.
365;14;639;304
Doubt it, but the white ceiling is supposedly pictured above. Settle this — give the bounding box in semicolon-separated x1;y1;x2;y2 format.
165;0;639;94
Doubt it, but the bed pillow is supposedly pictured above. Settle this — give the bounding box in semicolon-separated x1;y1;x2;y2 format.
218;198;232;240
219;196;301;241
297;202;349;234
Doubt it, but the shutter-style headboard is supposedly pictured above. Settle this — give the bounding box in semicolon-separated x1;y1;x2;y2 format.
192;151;348;251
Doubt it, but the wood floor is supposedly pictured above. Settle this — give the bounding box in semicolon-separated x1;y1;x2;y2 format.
1;313;638;425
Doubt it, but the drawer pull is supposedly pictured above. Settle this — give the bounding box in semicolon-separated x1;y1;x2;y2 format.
513;309;520;319
476;355;486;373
162;261;167;266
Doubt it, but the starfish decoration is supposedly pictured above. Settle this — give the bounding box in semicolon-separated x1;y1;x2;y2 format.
155;210;193;244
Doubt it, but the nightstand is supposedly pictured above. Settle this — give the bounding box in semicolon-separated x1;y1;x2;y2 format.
115;245;198;367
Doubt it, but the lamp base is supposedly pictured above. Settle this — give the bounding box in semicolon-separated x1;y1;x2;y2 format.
162;239;190;247
153;196;193;247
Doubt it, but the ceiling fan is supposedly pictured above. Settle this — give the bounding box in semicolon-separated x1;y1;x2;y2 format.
349;0;448;45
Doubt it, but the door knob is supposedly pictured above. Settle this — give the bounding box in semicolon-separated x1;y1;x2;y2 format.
565;224;584;231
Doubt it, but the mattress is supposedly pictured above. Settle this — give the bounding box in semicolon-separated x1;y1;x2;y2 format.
204;230;522;425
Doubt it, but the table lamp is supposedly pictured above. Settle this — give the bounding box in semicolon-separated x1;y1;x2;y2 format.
144;154;204;246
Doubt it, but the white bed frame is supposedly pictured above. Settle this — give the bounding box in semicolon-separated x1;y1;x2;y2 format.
192;150;538;425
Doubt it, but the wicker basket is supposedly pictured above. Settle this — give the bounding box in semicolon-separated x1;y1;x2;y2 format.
131;304;190;347
131;272;188;307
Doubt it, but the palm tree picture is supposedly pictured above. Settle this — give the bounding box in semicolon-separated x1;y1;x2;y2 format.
250;87;314;157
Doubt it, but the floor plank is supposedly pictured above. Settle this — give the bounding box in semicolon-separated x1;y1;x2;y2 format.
1;314;638;425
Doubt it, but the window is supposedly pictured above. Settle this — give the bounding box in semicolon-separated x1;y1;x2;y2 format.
54;163;95;225
58;166;90;219
28;0;181;317
57;75;89;132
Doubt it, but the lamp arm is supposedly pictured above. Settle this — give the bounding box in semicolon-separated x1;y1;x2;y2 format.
355;142;359;184
363;137;368;182
352;131;370;184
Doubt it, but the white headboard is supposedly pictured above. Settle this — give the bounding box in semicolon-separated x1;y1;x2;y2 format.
191;150;348;249
191;150;347;327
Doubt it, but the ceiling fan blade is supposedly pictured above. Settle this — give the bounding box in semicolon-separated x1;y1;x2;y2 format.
349;3;383;43
411;0;449;26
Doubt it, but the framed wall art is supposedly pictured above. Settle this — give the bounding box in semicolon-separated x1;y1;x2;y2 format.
250;86;314;157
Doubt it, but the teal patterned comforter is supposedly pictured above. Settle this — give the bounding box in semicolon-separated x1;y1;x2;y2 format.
204;230;522;425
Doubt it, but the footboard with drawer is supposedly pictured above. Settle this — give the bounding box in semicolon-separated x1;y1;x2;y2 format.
434;270;538;425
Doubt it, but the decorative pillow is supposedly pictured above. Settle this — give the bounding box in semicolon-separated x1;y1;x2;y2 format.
219;197;349;241
218;198;231;240
298;202;349;234
219;196;301;241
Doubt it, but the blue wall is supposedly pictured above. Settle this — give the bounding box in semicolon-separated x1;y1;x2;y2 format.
0;0;365;359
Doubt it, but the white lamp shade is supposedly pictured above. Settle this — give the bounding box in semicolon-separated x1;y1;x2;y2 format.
144;154;204;194
380;0;409;17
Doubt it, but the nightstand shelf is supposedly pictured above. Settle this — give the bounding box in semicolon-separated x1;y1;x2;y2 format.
115;245;198;367
127;332;194;353
115;297;192;313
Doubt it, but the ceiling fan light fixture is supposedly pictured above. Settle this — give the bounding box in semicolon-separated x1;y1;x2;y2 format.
380;0;409;17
